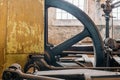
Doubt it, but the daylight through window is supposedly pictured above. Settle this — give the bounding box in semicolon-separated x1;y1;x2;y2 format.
112;0;120;20
56;0;85;19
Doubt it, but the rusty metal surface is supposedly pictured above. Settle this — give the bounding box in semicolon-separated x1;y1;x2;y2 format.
2;64;64;80
3;63;120;80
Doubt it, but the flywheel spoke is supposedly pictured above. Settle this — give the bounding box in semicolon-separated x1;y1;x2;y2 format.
52;29;89;55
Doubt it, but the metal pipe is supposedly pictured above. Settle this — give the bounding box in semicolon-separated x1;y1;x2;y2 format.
40;59;120;71
3;69;64;80
3;62;120;80
105;14;110;38
45;4;49;49
63;51;120;55
74;61;87;67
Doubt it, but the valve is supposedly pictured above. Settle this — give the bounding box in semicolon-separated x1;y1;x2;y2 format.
104;38;118;50
2;63;22;80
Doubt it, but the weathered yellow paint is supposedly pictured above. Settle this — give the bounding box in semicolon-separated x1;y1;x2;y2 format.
5;54;29;69
0;0;44;78
7;0;44;53
0;0;7;77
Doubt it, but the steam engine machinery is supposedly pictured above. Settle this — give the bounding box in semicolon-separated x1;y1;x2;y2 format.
2;0;120;80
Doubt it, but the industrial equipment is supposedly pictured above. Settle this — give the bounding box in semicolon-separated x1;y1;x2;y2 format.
2;0;120;80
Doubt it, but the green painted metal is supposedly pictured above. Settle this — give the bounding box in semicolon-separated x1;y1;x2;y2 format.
45;0;105;67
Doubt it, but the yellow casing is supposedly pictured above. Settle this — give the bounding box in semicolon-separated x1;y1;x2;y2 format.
0;0;44;77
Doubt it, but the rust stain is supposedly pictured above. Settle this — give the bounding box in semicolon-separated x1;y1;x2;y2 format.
7;0;44;53
7;21;44;53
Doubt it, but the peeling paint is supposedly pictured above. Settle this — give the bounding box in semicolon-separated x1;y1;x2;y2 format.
7;21;44;53
7;0;44;53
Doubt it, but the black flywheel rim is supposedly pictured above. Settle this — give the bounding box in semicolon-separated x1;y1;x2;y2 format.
45;0;105;67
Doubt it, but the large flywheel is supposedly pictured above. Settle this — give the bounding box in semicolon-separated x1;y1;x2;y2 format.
45;0;105;67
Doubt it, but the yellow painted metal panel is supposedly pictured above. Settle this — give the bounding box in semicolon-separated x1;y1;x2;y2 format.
7;0;44;53
0;0;45;78
0;0;7;77
5;54;29;69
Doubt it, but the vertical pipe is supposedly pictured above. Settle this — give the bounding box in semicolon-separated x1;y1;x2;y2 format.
45;5;48;49
105;13;110;38
112;16;114;38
